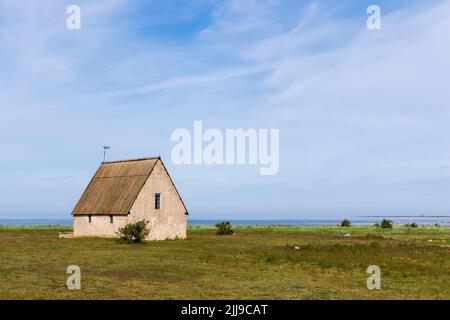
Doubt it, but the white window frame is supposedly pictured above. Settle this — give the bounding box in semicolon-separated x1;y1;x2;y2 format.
155;193;161;210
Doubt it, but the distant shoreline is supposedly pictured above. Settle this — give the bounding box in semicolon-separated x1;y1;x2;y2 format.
1;217;449;226
358;215;450;218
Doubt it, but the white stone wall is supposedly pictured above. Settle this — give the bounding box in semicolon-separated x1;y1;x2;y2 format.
73;215;128;237
129;160;187;240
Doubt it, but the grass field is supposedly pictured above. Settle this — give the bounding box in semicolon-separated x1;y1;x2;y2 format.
0;225;449;299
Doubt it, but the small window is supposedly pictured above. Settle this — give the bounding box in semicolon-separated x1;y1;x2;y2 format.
155;193;161;210
88;215;92;223
109;215;113;223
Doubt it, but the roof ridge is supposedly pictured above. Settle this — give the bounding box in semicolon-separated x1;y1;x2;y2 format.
102;156;160;164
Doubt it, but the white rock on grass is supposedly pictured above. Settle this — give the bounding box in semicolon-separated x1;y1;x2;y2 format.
344;233;352;237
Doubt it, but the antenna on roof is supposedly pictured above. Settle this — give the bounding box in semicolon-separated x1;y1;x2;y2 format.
102;146;111;162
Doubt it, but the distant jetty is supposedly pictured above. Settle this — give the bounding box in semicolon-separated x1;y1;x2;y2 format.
357;215;450;218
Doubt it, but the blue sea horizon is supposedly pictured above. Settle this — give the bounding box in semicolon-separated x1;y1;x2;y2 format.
0;217;449;226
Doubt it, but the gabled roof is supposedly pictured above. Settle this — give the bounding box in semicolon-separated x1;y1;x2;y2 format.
72;157;187;216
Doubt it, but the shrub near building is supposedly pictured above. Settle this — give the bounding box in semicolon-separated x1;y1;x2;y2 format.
215;221;234;235
117;220;150;243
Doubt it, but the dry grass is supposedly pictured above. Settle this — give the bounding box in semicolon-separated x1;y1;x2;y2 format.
0;225;449;299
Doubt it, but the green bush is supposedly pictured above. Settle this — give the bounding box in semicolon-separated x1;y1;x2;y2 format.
380;219;393;229
405;222;418;228
340;219;351;227
215;221;234;235
117;220;150;243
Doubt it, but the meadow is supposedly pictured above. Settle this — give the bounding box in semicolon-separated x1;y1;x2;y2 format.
0;224;449;299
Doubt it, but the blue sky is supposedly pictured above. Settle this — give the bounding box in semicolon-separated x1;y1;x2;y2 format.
1;0;450;219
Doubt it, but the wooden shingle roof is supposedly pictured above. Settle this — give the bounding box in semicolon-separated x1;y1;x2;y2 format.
72;157;159;216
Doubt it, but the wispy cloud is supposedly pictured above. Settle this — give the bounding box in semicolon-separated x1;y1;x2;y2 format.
1;0;450;218
38;175;78;182
104;64;273;97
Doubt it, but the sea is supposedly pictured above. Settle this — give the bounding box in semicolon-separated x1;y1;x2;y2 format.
0;217;449;226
